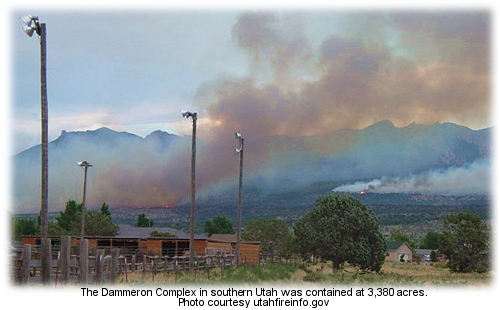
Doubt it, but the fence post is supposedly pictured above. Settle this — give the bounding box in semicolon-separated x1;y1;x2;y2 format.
205;256;210;281
110;248;120;283
60;236;71;284
95;249;104;284
21;244;31;284
151;256;155;283
44;238;52;283
131;255;136;272
79;239;89;284
220;254;224;274
118;255;123;274
174;256;178;283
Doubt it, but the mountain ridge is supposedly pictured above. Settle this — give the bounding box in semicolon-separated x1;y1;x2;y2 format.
11;120;491;214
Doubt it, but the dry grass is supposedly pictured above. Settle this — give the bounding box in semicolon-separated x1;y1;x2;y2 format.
378;262;492;286
302;261;492;286
117;262;492;287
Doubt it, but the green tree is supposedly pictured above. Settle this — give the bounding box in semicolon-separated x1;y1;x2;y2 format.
430;250;437;262
242;218;293;257
50;200;119;237
204;215;235;237
439;212;489;273
13;217;39;241
390;230;416;249
294;194;386;273
55;200;82;232
137;213;153;227
48;221;71;236
84;211;119;236
420;231;440;249
100;202;111;218
149;230;178;238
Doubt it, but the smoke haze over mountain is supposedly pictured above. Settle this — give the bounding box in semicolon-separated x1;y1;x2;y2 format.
11;120;490;214
10;11;491;214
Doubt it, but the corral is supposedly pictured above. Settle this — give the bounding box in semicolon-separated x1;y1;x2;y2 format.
14;235;260;285
20;235;260;264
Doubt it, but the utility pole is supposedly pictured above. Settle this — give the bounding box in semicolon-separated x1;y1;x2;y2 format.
39;21;49;285
21;15;50;284
182;110;197;274
78;161;93;239
235;132;244;267
77;161;92;285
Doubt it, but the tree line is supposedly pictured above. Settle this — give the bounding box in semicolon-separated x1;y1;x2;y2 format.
208;194;490;274
13;194;490;273
13;200;119;238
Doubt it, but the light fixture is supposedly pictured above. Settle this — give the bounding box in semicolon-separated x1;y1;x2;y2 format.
235;132;243;153
23;25;36;37
21;15;38;26
78;161;93;168
20;15;40;37
181;110;197;119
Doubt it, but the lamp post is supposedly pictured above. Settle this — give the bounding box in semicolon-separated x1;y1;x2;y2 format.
182;110;197;274
235;132;244;267
77;161;93;239
21;15;50;284
77;161;92;284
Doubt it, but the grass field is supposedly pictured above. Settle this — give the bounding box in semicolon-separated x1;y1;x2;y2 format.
118;261;492;286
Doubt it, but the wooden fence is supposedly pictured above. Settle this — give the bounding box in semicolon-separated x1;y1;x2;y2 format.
12;236;235;285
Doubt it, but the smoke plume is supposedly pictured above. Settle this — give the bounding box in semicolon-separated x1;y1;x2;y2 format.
189;11;489;195
333;159;491;195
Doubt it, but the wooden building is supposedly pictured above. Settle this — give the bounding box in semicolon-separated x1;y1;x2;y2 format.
21;235;260;265
206;234;260;265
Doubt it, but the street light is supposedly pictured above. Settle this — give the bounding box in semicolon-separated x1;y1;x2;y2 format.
21;15;39;37
182;110;197;274
235;132;244;267
77;161;92;284
20;14;50;284
77;161;93;239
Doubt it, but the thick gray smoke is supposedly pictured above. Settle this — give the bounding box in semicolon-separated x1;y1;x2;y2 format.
193;11;489;188
333;159;491;195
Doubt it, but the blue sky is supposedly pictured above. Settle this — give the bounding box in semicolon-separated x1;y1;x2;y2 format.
9;9;249;154
5;3;493;156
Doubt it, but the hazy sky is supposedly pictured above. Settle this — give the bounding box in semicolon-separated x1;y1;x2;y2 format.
6;4;491;156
